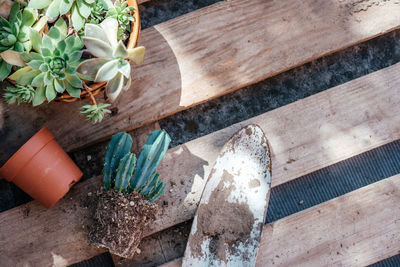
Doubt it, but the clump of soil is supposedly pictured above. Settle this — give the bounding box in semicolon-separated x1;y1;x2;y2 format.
190;170;259;263
88;189;158;258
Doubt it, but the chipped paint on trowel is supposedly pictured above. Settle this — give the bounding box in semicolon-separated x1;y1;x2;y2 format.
182;124;271;267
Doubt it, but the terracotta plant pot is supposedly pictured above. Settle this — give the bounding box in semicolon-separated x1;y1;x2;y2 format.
0;127;83;208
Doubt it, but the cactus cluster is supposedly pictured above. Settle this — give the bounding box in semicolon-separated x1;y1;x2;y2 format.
103;130;170;202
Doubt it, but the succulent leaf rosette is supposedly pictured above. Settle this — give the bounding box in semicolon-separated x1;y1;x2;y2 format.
0;0;144;123
77;18;145;102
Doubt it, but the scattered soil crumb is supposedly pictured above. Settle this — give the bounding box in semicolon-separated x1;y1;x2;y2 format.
89;189;158;258
189;170;258;263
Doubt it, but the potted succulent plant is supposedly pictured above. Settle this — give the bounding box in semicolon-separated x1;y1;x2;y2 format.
0;0;145;123
89;130;170;258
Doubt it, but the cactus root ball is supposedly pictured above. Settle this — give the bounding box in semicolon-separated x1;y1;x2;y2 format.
88;188;158;258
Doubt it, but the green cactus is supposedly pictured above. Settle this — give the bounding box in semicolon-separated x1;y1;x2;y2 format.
146;181;166;203
129;130;171;193
102;130;170;203
103;132;133;190
140;172;160;196
114;152;136;193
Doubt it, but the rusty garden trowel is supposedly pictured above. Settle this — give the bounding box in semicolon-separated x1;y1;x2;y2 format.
182;124;272;267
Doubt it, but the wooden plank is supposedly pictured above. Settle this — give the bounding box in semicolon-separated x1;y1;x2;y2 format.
255;174;400;266
2;0;400;160
1;62;400;266
158;174;400;267
112;221;191;267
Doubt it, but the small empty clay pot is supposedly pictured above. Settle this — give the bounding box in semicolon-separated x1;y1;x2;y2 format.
0;127;83;208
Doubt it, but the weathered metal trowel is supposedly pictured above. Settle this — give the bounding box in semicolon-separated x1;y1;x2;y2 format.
182;124;272;267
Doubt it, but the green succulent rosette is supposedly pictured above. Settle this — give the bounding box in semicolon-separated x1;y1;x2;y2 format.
0;3;40;80
106;0;134;40
8;18;84;106
77;18;145;102
28;0;100;31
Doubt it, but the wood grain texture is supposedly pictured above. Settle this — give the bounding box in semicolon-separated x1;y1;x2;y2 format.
255;174;400;267
2;0;400;161
158;174;400;267
1;62;400;266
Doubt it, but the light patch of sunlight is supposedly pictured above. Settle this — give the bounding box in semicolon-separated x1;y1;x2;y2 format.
346;2;400;37
153;10;294;108
182;173;205;209
319;122;381;160
51;252;68;267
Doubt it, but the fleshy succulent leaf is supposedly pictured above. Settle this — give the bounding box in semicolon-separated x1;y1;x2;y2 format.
54;17;68;37
8;66;31;80
77;58;108;79
71;4;86;31
66;74;83;88
84;23;107;42
46;0;61;18
127;46;145;65
82;36;113;58
17;69;40;85
32;16;48;32
48;27;61;41
0;59;12;81
28;0;52;9
53;79;65;93
100;17;118;47
21;8;38;27
113;40;128;58
65;80;81;97
0;50;26;66
59;0;74;16
117;59;130;78
95;58;119;82
106;71;124;102
29;29;42;52
45;82;57;102
31;72;45;87
76;0;92;18
32;86;46;106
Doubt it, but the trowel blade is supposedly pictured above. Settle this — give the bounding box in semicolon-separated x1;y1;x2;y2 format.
182;124;272;267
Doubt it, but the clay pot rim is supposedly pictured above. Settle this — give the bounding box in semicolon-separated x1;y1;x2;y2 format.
0;127;54;182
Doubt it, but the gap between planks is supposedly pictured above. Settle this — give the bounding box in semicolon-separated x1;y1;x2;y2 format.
1;61;400;266
2;0;400;161
160;174;400;267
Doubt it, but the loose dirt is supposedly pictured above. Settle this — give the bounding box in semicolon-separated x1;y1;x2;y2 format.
88;189;158;258
189;170;257;263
